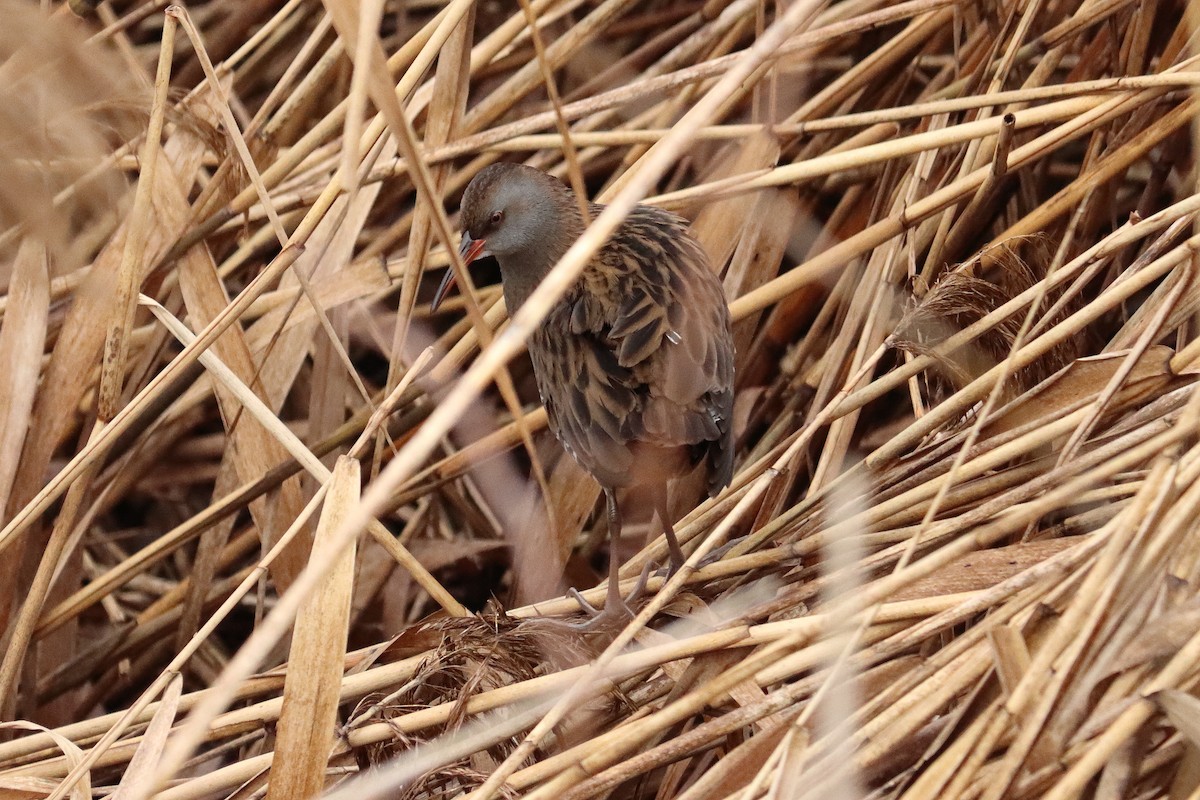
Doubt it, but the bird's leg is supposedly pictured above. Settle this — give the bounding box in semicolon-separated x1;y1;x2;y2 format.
559;489;651;629
603;488;626;609
565;559;653;620
652;484;686;575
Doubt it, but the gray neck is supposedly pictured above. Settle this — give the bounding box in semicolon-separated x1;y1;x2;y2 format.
498;260;544;314
496;206;586;313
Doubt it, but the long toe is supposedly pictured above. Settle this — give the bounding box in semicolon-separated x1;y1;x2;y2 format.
552;565;657;631
565;601;634;632
694;535;747;570
539;592;632;632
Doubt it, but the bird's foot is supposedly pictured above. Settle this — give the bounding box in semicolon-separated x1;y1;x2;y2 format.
556;560;656;631
561;594;632;631
642;545;685;582
653;534;750;578
693;535;749;570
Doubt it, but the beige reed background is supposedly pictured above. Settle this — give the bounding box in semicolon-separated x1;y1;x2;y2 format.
0;0;1199;798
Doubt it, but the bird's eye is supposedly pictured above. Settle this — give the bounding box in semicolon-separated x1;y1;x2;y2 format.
489;210;503;226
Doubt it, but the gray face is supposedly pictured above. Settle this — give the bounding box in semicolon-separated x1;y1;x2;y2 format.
459;164;573;267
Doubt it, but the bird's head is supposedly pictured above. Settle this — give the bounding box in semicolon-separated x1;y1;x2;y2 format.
432;163;581;312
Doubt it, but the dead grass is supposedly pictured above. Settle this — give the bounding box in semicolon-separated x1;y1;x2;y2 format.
0;0;1198;798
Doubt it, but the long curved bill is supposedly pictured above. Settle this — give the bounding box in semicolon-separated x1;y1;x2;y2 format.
431;233;489;312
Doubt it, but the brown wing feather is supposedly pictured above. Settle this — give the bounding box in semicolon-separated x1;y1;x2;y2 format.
529;205;734;494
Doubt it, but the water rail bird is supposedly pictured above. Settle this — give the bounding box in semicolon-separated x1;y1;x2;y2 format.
433;163;734;624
